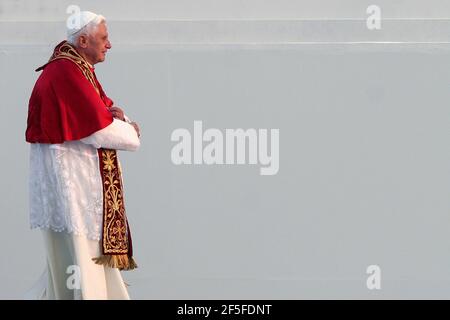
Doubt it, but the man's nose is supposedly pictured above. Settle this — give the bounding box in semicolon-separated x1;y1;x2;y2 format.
106;40;112;49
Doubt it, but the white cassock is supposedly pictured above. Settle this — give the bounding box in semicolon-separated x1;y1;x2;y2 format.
25;118;140;300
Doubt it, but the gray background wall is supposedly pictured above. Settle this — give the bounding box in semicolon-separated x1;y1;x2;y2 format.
1;0;450;299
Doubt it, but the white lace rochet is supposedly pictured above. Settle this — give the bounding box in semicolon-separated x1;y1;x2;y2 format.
29;118;140;241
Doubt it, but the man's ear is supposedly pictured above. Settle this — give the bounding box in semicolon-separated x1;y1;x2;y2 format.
78;34;89;48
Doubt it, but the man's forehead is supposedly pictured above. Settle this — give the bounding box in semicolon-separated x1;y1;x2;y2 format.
98;22;107;31
96;22;108;35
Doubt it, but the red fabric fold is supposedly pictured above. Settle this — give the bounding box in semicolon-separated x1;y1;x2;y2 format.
26;53;113;144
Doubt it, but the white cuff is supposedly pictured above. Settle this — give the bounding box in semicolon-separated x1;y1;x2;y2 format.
80;118;140;151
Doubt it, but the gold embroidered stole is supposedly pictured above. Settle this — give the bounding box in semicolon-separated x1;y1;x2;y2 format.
94;149;137;270
44;41;137;270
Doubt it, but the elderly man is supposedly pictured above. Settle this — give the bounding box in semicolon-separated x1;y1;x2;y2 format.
25;11;140;300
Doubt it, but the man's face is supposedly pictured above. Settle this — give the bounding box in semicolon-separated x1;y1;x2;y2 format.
82;22;112;65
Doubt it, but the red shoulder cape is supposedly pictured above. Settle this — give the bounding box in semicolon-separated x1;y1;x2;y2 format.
25;58;114;143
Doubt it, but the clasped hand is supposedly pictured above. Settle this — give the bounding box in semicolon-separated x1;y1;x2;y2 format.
109;106;140;138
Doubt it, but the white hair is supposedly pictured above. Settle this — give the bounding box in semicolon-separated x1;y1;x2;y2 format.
67;14;106;46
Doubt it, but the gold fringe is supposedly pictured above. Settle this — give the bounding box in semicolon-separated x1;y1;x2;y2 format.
92;254;138;271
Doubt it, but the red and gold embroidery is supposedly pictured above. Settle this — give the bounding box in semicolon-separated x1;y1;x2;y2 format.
93;149;137;270
101;150;127;254
36;41;99;95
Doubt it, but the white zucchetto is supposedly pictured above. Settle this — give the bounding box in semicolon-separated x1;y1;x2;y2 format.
67;11;100;36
